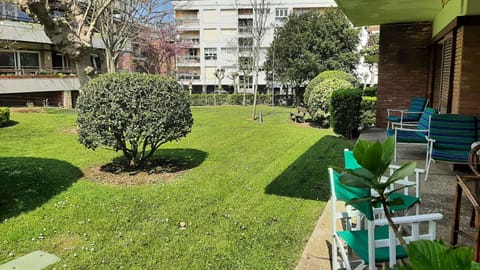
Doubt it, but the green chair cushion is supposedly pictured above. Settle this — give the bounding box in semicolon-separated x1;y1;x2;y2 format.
338;225;408;264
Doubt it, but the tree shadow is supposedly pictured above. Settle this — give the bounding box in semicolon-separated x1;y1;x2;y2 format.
0;120;19;128
107;148;208;173
0;157;83;220
265;135;354;201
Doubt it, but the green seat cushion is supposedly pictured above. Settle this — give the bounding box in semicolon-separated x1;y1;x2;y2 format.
338;225;408;264
394;129;426;143
388;193;419;212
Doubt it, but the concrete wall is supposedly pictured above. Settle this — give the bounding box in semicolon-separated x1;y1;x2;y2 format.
376;23;432;127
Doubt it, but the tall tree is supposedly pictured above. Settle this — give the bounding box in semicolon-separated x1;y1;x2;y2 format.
249;0;270;120
97;0;170;73
133;23;190;75
17;0;114;84
265;9;359;102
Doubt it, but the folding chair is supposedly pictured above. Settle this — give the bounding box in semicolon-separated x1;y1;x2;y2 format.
344;149;422;214
329;168;443;270
386;97;429;130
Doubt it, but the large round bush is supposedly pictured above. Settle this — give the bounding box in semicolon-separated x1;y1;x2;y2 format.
77;73;193;168
304;70;357;109
304;78;352;125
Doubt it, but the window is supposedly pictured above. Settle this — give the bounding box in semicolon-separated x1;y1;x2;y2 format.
0;51;40;72
275;8;288;18
90;54;101;70
205;48;217;61
52;53;70;71
20;52;40;69
0;52;15;69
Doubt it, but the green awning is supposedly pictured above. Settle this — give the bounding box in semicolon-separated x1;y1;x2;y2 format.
335;0;443;26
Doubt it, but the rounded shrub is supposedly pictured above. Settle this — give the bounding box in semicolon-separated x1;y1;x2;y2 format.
330;88;362;139
77;73;193;168
304;70;357;111
304;77;352;126
0;107;10;127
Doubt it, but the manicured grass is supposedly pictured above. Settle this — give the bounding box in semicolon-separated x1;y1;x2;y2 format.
0;106;353;269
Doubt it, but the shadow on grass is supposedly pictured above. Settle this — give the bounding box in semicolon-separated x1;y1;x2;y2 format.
0;120;19;128
108;148;208;173
265;135;354;201
0;157;83;220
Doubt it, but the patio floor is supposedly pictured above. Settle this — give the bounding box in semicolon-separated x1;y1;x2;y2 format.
296;127;477;270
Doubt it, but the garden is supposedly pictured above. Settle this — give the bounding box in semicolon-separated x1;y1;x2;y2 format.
0;104;353;269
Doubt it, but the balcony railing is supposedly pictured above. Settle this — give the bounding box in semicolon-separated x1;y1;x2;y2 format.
177;73;200;81
0;66;75;76
176;55;200;64
175;18;200;26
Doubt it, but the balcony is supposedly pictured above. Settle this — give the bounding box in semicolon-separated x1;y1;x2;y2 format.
0;68;80;94
176;73;200;81
175;17;200;29
176;55;200;66
180;38;200;47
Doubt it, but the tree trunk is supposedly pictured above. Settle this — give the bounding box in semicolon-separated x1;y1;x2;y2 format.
105;49;116;73
72;54;93;88
251;69;259;120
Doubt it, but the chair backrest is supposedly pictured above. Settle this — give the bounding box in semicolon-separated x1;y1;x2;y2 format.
329;168;373;220
476;117;480;141
407;97;429;120
344;149;361;170
415;107;436;136
429;114;477;150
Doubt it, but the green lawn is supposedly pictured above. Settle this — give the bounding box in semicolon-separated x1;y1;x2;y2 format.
0;106;353;269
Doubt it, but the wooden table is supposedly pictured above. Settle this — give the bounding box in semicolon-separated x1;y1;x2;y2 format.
452;175;480;262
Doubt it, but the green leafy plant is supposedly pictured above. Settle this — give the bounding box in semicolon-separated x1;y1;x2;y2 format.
304;77;352;125
391;240;480;270
330;88;362;139
77;73;193;168
338;137;417;251
361;96;377;127
0;107;10;127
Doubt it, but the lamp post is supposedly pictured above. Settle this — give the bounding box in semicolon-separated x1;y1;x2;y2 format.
213;67;225;106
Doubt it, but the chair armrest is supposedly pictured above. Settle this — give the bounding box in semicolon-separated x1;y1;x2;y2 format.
395;127;428;133
392;122;418;128
373;213;443;226
401;111;423;115
387;108;406;117
425;136;436;143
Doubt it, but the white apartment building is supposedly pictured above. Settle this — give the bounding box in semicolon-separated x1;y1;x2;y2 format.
172;0;336;94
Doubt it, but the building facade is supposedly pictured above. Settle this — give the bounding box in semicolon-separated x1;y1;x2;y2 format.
336;0;480;127
172;0;336;94
0;2;106;108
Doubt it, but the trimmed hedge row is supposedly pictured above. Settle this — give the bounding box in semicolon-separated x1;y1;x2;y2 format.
189;94;294;106
0;107;9;127
330;89;362;139
329;89;377;138
361;96;377;128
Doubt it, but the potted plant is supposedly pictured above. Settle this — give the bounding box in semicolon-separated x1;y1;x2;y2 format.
338;137;480;269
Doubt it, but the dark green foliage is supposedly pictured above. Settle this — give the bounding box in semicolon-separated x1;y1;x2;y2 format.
0;107;9;126
361;96;377;127
362;86;377;97
77;73;193;168
304;78;352;126
330;88;362;138
189;94;294;106
264;9;359;95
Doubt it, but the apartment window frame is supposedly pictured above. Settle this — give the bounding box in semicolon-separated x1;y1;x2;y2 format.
275;8;288;18
0;50;40;70
204;48;217;61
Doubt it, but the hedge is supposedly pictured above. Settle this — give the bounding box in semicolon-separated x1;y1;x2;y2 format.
0;107;10;127
330;88;362;139
189;94;294;106
361;96;377;127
